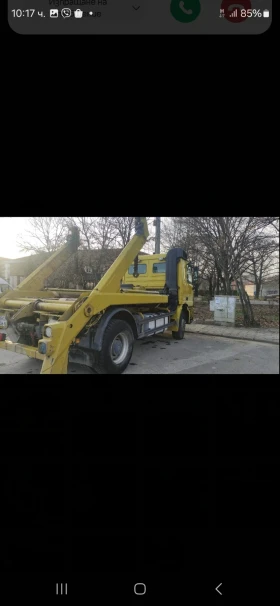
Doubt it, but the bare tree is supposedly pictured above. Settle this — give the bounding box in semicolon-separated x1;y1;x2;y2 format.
17;217;68;254
185;216;278;325
111;217;135;247
256;217;279;234
110;217;156;253
65;216;158;278
65;217;97;250
161;217;196;255
246;239;279;299
161;218;216;296
184;217;261;326
66;217;155;251
88;217;116;250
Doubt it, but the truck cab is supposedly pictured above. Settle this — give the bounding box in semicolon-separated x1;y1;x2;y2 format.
0;219;196;374
123;254;169;292
122;251;194;323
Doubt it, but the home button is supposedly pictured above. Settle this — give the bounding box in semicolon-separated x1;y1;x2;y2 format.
134;583;146;595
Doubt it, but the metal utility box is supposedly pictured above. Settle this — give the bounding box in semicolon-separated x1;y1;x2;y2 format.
211;296;236;325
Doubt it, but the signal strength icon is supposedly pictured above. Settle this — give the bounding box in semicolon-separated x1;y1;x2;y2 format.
230;9;238;17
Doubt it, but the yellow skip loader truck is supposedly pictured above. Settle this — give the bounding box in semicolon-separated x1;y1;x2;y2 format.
0;218;198;374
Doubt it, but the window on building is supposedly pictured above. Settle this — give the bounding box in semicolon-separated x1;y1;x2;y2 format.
128;264;147;275
153;263;166;273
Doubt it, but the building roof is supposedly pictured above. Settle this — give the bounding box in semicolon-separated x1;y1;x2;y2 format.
3;248;149;285
262;276;279;284
47;249;122;284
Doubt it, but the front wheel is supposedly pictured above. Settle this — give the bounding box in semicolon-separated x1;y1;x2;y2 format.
172;311;186;340
93;319;134;374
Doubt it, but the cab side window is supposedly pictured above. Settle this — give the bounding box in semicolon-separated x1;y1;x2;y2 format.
128;264;147;275
153;263;166;273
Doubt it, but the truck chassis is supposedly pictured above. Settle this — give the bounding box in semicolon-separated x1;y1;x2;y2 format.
0;218;191;374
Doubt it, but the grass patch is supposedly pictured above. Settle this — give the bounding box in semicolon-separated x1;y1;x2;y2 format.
194;303;279;329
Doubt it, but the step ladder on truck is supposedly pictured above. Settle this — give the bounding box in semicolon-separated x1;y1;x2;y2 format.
0;218;197;374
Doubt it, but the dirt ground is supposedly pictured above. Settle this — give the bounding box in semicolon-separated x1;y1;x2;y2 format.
194;302;279;329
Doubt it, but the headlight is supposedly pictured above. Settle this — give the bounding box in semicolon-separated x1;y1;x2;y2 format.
38;342;47;354
0;316;8;329
45;326;52;338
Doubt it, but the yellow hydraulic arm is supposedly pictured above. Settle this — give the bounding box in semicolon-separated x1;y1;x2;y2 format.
0;218;169;374
0;227;80;306
17;228;80;292
39;217;161;373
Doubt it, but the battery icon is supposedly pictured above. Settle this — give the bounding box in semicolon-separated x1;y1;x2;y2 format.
263;10;270;17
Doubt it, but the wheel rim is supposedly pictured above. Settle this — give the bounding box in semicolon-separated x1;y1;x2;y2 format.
110;332;130;365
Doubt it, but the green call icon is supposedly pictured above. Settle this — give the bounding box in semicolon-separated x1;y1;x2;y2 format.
170;0;201;23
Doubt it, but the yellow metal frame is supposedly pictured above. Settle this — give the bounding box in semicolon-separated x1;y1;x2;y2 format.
0;218;171;373
0;340;45;360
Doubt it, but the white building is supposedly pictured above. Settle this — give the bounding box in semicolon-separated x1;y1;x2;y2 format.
260;278;279;298
0;276;11;293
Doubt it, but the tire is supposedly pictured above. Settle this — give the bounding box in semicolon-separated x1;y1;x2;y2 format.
93;319;134;374
172;311;186;340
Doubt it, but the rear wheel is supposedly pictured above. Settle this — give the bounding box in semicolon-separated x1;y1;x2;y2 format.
93;319;134;374
172;311;186;340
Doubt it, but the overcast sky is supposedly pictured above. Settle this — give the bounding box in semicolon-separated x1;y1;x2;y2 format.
0;217;161;259
0;217;29;259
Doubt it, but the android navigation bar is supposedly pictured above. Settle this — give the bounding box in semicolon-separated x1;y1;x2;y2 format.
215;583;223;596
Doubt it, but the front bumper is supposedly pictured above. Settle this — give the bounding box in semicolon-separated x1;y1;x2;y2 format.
0;340;45;360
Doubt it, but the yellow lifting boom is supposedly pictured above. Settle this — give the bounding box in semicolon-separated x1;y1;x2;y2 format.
0;218;195;374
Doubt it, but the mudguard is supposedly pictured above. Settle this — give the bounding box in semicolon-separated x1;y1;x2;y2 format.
77;307;138;352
